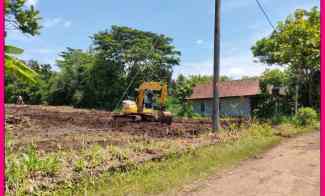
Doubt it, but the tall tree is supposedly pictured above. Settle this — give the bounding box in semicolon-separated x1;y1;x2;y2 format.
47;48;95;106
90;26;181;109
252;7;320;108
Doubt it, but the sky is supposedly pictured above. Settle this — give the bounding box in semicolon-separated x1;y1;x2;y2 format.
6;0;320;79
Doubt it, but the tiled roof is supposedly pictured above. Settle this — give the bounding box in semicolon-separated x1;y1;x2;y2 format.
187;79;261;100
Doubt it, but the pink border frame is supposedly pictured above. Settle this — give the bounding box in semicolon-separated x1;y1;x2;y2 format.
321;0;324;196
321;0;324;194
0;1;323;196
1;0;4;194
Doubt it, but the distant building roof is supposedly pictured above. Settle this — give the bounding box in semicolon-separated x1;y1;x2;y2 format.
187;79;261;100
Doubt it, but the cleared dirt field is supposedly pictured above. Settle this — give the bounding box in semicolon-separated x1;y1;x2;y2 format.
5;104;221;153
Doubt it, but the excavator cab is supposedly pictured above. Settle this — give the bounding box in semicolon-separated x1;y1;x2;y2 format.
115;82;173;125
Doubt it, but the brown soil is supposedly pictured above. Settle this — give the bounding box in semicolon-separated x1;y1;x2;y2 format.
6;104;217;152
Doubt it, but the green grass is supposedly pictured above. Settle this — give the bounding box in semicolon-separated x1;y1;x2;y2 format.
51;122;319;196
6;144;62;195
7;122;319;196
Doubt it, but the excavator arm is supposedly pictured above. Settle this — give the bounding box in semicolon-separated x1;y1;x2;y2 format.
113;81;172;125
136;82;168;113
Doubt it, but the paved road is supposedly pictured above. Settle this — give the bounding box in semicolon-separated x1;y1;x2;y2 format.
177;131;320;196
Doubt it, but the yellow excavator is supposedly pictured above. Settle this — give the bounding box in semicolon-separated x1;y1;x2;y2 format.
113;82;173;125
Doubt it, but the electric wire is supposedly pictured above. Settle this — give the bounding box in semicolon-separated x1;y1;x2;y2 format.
113;69;141;111
255;0;276;31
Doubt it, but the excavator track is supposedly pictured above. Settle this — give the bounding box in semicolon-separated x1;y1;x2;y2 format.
115;81;173;126
112;112;172;125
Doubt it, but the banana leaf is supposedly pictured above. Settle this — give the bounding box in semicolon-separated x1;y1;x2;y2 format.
5;54;38;84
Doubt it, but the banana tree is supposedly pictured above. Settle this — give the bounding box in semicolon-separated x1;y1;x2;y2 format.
5;45;38;83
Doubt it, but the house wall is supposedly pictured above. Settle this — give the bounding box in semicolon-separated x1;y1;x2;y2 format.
191;97;251;118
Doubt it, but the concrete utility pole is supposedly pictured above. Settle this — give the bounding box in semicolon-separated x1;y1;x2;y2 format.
212;0;221;132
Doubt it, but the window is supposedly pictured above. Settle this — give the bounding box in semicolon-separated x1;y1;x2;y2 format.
200;102;205;113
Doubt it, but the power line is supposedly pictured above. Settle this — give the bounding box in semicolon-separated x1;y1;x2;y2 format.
255;0;276;31
113;70;141;111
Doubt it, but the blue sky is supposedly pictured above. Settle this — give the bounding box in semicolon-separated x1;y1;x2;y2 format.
6;0;319;79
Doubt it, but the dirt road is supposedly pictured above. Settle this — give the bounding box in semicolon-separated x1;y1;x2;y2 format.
178;131;320;196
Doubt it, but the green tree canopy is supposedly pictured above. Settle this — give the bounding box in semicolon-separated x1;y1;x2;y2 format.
5;60;53;104
252;7;320;108
90;26;181;109
5;0;41;35
47;48;95;106
92;26;181;81
45;26;181;109
259;69;288;93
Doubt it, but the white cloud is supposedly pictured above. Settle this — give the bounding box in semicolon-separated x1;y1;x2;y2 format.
43;18;62;28
173;60;212;78
63;21;72;28
25;0;38;7
43;18;72;29
196;40;204;45
227;67;245;77
221;54;273;78
173;53;283;79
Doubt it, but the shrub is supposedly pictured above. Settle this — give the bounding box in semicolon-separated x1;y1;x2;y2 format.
165;97;182;115
271;115;292;125
294;107;318;126
177;103;195;118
